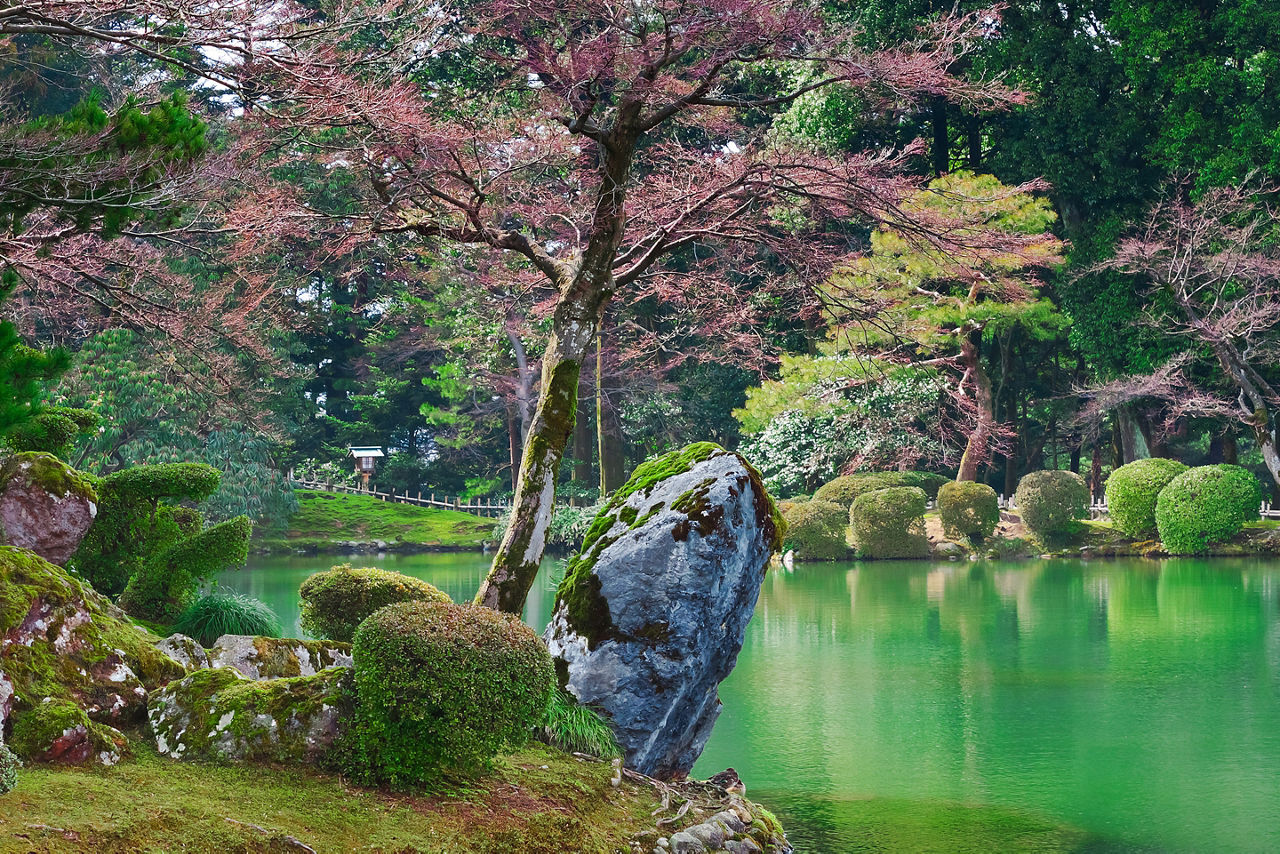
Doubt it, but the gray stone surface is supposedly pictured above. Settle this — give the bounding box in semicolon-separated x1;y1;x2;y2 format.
148;666;351;764
668;831;707;854
156;633;210;670
210;634;352;680
546;446;779;780
0;454;96;565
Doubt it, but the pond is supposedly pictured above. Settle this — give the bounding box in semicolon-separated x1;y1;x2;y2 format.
218;555;1280;853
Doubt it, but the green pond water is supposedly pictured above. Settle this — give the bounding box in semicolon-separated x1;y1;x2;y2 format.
218;554;1280;853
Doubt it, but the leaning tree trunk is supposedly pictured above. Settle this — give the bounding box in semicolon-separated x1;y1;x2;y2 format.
957;332;994;482
476;304;599;612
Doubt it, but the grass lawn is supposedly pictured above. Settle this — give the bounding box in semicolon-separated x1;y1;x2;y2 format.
257;490;494;550
0;742;656;853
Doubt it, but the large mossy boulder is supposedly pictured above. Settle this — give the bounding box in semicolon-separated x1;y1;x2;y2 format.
780;499;849;560
1105;458;1189;539
0;546;186;764
0;452;97;565
545;443;782;780
850;486;930;559
299;564;450;642
148;666;352;765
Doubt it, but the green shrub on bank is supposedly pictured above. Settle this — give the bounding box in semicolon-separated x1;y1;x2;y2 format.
851;486;929;559
4;407;99;461
539;690;620;759
780;500;849;560
299;564;450;643
172;590;282;647
1155;464;1262;555
938;481;1000;543
0;742;18;794
345;601;554;785
814;471;950;507
1104;458;1189;538
1014;470;1089;539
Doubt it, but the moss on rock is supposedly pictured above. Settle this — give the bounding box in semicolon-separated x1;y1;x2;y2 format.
0;546;186;760
147;666;354;765
0;452;97;501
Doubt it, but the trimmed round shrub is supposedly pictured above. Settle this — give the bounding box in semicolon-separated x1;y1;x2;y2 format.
1104;458;1189;538
1014;470;1089;539
814;471;950;507
851;486;929;559
0;742;18;794
347;601;555;784
780;500;849;561
299;564;450;642
938;481;1000;543
172;590;282;647
1155;464;1262;555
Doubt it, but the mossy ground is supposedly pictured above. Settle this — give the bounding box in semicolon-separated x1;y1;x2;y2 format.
255;490;494;552
0;741;662;853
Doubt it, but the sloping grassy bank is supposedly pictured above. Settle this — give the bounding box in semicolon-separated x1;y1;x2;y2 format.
255;490;494;553
1;742;657;853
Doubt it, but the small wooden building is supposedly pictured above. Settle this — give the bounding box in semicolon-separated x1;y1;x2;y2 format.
348;446;385;487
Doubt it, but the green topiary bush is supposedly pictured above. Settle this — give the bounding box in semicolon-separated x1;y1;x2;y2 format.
1104;457;1189;538
814;471;950;507
1013;470;1090;539
172;590;283;647
299;564;451;642
0;742;18;794
850;486;930;558
4;407;99;460
117;515;252;623
938;480;1000;543
1155;464;1262;555
780;500;849;560
345;601;554;785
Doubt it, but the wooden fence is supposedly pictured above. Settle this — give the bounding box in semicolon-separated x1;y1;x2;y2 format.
994;494;1280;521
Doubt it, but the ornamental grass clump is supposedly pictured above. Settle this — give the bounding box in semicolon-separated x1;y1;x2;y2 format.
172;590;282;647
850;486;930;559
1155;464;1262;555
540;689;620;758
813;471;950;508
780;500;849;561
938;480;1000;543
1104;458;1189;538
299;564;450;642
345;601;554;786
1013;470;1090;540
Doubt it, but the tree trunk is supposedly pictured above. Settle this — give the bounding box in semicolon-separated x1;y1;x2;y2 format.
1116;405;1149;463
1089;442;1103;500
957;331;993;482
931;95;949;177
572;394;593;484
476;308;598;612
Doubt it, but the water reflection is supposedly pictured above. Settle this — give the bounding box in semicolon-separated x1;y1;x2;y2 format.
696;558;1280;853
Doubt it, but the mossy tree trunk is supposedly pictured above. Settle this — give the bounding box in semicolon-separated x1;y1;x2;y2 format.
957;331;994;482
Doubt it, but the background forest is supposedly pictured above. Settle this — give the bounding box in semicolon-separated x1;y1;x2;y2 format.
3;0;1278;534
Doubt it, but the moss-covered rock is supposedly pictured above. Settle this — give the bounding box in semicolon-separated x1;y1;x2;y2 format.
209;635;352;680
0;452;98;565
299;564;450;642
0;546;187;763
851;487;930;559
0;740;17;793
9;697;127;765
781;499;849;561
147;665;353;765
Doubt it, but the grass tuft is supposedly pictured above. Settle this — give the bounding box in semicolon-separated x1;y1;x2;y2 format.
539;690;621;758
172;589;282;646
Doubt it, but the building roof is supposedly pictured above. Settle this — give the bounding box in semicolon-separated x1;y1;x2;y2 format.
347;446;386;458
